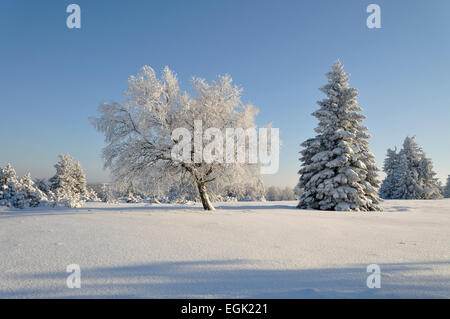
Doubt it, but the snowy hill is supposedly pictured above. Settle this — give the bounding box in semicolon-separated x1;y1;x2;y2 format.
0;200;449;298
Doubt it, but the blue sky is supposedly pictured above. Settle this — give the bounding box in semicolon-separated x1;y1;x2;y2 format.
1;0;449;187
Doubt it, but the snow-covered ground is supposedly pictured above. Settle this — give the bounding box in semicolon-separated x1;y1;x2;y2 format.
0;199;449;298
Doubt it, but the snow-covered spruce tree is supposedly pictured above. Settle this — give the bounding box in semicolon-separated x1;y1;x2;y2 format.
86;187;100;202
391;136;442;199
73;161;87;199
379;148;400;199
297;61;381;211
294;184;303;200
418;154;442;199
444;175;450;198
0;164;47;208
34;178;50;195
0;163;22;207
49;154;86;208
49;155;75;192
19;173;48;207
92;66;262;210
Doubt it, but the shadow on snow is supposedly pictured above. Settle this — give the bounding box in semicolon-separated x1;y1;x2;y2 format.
1;259;449;298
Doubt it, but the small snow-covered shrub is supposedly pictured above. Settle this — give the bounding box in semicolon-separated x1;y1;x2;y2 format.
54;189;84;208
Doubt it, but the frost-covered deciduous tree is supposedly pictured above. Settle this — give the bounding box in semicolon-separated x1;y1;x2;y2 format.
281;187;295;201
100;183;118;203
382;136;442;199
49;154;87;207
234;182;266;201
444;175;450;198
265;186;299;201
123;181;143;203
92;66;262;210
297;61;381;211
265;186;282;201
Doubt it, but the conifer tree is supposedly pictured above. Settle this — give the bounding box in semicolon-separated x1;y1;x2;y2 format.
381;137;442;199
73;161;87;197
444;175;450;198
20;173;48;207
0;164;21;207
398;137;442;199
49;154;86;207
379;148;400;199
0;164;47;208
297;61;381;211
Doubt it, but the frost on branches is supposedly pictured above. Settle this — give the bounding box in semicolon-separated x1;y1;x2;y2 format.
92;66;263;210
265;186;296;201
49;154;88;207
296;61;382;211
0;164;48;209
123;181;143;203
380;137;442;200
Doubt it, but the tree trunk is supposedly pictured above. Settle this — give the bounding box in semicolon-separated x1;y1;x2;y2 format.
197;182;215;210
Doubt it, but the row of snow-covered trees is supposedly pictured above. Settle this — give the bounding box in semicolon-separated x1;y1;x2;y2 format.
5;61;448;211
1;154;285;209
90;61;449;211
93;179;267;204
0;154;95;209
379;137;443;200
0;164;49;209
295;61;448;211
265;186;301;201
91;182;301;203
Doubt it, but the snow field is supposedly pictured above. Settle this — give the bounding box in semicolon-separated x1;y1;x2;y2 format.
0;199;449;298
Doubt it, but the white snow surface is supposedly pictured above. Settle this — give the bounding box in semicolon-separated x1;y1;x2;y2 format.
0;200;449;298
